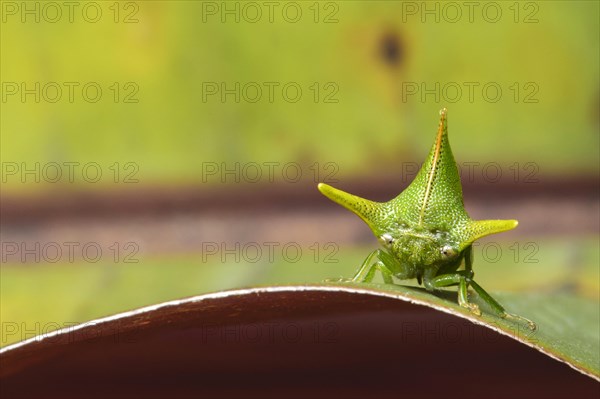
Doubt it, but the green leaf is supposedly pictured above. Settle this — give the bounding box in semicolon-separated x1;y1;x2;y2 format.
305;282;600;380
2;283;597;382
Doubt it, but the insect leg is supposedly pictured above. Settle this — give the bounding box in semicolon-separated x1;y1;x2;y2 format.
351;249;394;284
427;272;481;315
463;245;475;279
468;280;537;331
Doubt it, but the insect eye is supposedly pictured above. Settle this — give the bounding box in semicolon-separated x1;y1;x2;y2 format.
380;234;394;247
440;245;457;258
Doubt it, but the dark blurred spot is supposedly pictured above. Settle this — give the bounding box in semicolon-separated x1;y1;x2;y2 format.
380;31;404;68
592;90;599;129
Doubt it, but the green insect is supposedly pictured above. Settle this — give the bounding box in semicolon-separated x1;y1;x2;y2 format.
318;108;536;330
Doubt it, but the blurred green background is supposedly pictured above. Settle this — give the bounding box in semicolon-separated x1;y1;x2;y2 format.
1;1;598;346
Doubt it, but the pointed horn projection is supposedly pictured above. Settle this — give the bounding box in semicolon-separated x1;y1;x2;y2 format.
459;219;519;250
394;107;466;226
418;108;451;223
317;183;387;236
